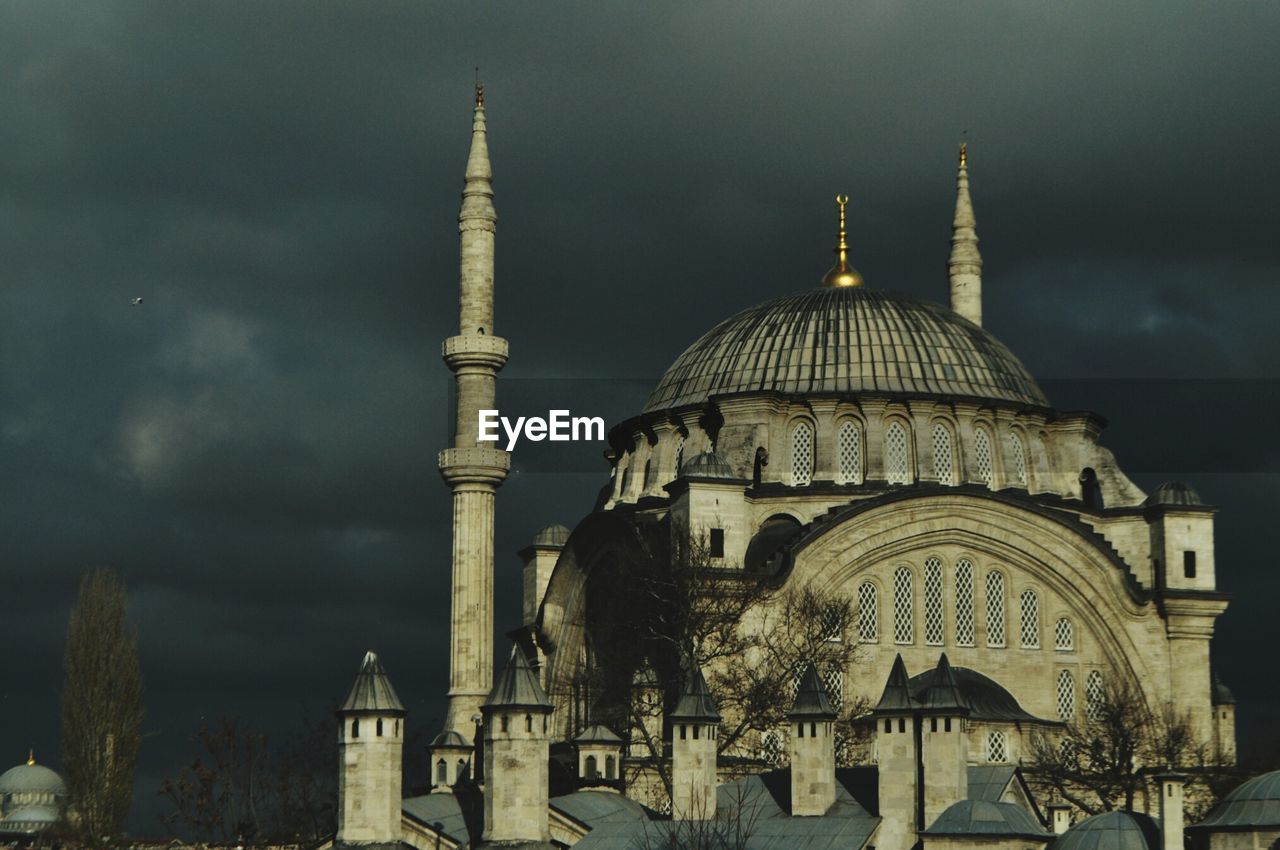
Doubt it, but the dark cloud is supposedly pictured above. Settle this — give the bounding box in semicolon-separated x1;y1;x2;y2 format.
2;0;1278;832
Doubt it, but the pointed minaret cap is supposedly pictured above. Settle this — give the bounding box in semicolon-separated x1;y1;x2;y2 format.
873;654;917;714
483;645;553;712
948;142;983;325
789;663;837;719
339;650;407;715
919;653;970;714
670;667;721;722
464;83;493;185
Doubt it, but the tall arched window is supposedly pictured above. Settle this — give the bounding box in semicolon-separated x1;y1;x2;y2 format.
893;567;913;644
932;424;956;485
672;434;685;479
759;730;784;766
436;759;448;785
585;755;598;779
1054;617;1074;651
858;581;879;643
791;421;814;486
986;730;1008;763
955;559;975;647
924;558;944;646
885;421;911;485
1086;670;1105;720
974;428;994;487
837;420;863;484
1020;589;1040;648
1009;431;1028;487
1056;670;1076;721
822;665;845;711
605;755;616;779
986;570;1005;647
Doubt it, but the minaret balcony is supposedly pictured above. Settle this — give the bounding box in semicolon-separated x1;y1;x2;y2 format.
439;447;511;485
443;334;508;372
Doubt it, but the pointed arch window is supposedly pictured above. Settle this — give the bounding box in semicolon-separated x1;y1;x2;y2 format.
837;420;863;484
672;434;685;479
893;567;913;645
1009;431;1028;487
974;428;994;487
858;581;879;643
1020;589;1041;648
822;665;845;711
955;559;975;647
1057;670;1076;721
759;730;785;766
436;759;448;785
924;558;944;646
932;424;957;485
1054;617;1074;651
1086;670;1105;720
986;570;1006;647
885;421;911;485
791;421;814;486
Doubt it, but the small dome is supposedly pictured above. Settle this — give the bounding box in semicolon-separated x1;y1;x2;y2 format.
924;800;1050;839
1213;678;1236;706
1145;481;1204;507
0;761;66;797
430;730;470;748
574;724;624;744
1050;811;1160;850
532;524;571;547
1197;770;1280;829
680;451;737;480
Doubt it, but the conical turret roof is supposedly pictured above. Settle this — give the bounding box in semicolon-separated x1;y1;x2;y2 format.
789;663;837;718
671;668;720;722
339;650;406;715
483;645;553;712
873;654;917;714
919;653;970;714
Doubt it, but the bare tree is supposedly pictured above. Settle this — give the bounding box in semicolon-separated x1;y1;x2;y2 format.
61;567;145;845
159;717;270;843
1028;679;1207;814
629;781;768;850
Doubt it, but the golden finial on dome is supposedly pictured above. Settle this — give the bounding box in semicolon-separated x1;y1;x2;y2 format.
27;749;35;766
820;193;865;288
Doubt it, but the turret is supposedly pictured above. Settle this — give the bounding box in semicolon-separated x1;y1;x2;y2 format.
427;729;472;792
481;645;553;846
669;667;720;821
574;725;625;789
874;654;920;850
666;451;749;566
1156;772;1187;850
519;524;569;626
336;651;406;844
919;654;970;827
949;143;983;326
789;663;837;816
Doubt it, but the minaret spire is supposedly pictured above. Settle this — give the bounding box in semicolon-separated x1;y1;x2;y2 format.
948;143;983;325
439;85;510;734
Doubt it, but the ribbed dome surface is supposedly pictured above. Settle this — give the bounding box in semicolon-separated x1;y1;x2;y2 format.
1050;811;1160;850
1197;770;1280;828
645;288;1048;412
0;763;65;796
1144;481;1204;507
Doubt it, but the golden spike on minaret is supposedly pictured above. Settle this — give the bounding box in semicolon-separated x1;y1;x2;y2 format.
959;142;967;167
821;193;864;287
475;82;484;107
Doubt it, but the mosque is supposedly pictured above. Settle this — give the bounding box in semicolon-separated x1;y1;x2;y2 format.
324;88;1280;850
0;752;67;840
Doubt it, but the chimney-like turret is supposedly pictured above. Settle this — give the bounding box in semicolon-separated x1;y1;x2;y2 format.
1156;772;1188;850
670;667;720;820
481;646;554;846
789;663;838;816
874;655;920;850
336;651;407;844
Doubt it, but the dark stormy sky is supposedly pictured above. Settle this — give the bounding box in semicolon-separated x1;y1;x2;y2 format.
3;1;1279;833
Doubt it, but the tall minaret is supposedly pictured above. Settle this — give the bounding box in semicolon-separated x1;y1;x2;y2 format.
438;84;511;733
948;143;983;326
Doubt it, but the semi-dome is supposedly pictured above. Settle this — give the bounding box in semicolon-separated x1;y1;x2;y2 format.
1144;481;1204;507
1196;769;1280;829
645;287;1048;412
0;760;66;796
1050;811;1161;850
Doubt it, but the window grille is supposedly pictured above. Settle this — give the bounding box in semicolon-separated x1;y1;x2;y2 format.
837;420;863;484
822;665;845;711
885;421;911;484
1054;617;1074;651
974;428;994;487
1009;432;1028;487
791;422;814;486
820;605;844;642
1020;589;1040;648
893;567;913;644
955;560;975;646
986;730;1008;763
673;434;685;479
932;424;956;485
986;570;1005;647
1086;671;1105;720
858;582;878;643
789;663;806;701
924;558;944;646
759;730;785;766
1057;670;1076;721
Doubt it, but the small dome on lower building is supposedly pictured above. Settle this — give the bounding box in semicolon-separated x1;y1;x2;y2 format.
1196;769;1280;829
0;758;66;797
679;451;737;480
430;730;470;748
1144;481;1204;507
532;524;571;547
1050;811;1161;850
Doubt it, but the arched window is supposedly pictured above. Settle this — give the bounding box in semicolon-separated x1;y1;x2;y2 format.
974;428;994;487
617;456;632;499
585;755;598;779
759;730;784;766
791;421;814;486
932;424;956;486
672;434;685;479
1020;589;1040;648
885;421;911;484
436;759;448;785
858;581;878;643
893;567;914;644
822;665;845;711
525;714;533;733
924;558;944;646
376;718;384;737
1086;671;1105;720
1057;670;1076;721
985;730;1008;763
457;759;468;781
351;719;359;738
1009;431;1028;487
1054;617;1074;651
837;420;863;484
986;570;1005;647
605;755;616;779
955;559;975;647
820;605;844;642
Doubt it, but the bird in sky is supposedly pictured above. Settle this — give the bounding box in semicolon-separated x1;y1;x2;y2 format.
131;297;143;305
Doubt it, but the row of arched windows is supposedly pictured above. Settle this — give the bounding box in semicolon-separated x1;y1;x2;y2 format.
855;561;1075;652
788;419;1032;488
1056;668;1106;722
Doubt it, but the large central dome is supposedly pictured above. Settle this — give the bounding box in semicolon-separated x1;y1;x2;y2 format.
645;287;1048;412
